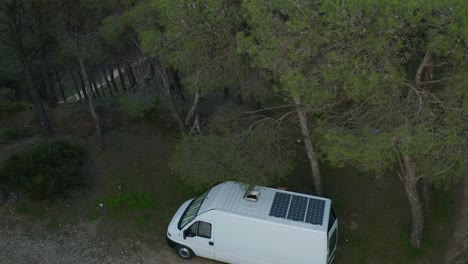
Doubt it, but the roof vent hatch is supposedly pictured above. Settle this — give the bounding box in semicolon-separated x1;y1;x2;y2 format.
244;190;260;202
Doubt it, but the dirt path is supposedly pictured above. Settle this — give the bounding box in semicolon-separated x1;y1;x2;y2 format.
0;207;214;264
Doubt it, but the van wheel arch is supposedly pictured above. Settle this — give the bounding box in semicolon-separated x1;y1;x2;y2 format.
175;244;195;260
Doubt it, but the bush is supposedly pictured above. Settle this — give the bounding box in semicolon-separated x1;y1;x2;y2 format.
0;141;85;200
169;124;296;192
0;88;31;116
118;79;160;119
1;126;36;143
103;191;159;212
0;101;31;116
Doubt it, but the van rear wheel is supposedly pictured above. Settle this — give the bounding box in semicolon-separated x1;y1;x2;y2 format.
175;245;194;260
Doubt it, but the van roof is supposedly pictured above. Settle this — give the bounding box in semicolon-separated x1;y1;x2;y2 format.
198;181;331;233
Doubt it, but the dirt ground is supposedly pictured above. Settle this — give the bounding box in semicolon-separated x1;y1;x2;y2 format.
0;206;213;264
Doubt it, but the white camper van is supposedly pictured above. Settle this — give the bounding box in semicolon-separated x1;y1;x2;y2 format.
166;181;338;264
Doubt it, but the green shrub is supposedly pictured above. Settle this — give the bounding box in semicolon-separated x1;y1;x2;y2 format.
0;88;32;116
1;126;36;143
118;79;160;119
0;141;85;200
103;191;158;212
0;101;31;116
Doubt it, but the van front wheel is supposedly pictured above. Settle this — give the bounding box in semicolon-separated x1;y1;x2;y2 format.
175;245;194;260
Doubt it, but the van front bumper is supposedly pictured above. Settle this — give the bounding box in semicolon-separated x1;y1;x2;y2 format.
166;236;177;249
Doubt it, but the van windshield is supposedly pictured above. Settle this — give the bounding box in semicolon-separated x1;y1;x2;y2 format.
178;191;209;229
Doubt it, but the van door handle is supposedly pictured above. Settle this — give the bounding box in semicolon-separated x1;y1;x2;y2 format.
209;241;214;246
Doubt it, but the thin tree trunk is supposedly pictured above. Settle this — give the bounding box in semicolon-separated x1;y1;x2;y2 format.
170;69;185;101
224;87;229;96
38;70;47;102
54;68;66;102
295;101;324;196
403;154;424;248
87;71;99;98
415;51;434;215
117;66;127;91
25;63;53;137
41;66;57;107
126;65;134;87
92;81;102;97
168;92;187;134
109;67;119;93
420;178;433;214
97;76;106;97
78;57;104;150
71;71;83;101
185;91;201;127
150;62;156;78
151;60;186;134
128;64;137;85
102;66;113;96
78;70;89;99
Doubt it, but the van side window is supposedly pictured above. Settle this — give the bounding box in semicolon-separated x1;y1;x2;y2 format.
197;221;212;238
187;222;198;237
187;221;212;239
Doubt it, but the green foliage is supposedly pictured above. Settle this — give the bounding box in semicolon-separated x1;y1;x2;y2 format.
0;100;31;116
0;141;85;200
103;191;159;212
1;126;36;143
170;111;296;191
118;79;160;119
0;88;31;116
316;126;396;177
311;0;467;189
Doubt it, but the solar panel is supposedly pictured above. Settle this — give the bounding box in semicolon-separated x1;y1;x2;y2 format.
269;193;291;218
305;198;325;225
270;192;326;226
287;195;308;221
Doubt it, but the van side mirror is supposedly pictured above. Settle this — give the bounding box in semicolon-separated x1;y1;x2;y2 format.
183;229;188;239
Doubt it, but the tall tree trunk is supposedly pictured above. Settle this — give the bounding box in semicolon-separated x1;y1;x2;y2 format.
150;62;156;78
41;66;57;107
128;64;137;85
151;60;186;134
420;178;433;214
71;71;83;101
92;81;102;97
25;63;53;137
87;71;99;98
295;101;324;196
126;65;134;87
416;51;434;214
168;92;187;134
224;87;229;96
117;66;127;92
185;91;200;126
97;76;106;97
78;57;104;150
109;67;119;93
54;68;66;102
170;68;185;101
38;70;47;102
78;70;89;99
102;66;113;96
403;154;424;248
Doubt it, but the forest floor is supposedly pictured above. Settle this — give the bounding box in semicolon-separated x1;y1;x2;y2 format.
0;102;465;264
